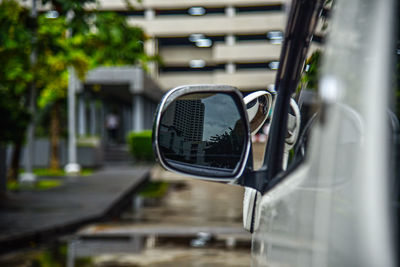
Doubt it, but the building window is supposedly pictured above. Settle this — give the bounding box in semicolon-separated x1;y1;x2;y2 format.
158;35;225;47
155;7;225;17
160;64;225;73
236;5;284;14
236;62;278;70
114;10;145;17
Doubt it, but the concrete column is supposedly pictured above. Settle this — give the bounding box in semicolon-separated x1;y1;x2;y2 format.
225;34;236;46
100;102;105;139
0;145;6;194
145;38;158;78
226;62;236;74
65;67;81;174
132;94;144;132
78;95;86;136
225;33;236;74
225;6;236;17
21;82;37;182
20;0;38;183
90;100;96;136
127;105;132;132
145;9;155;20
126;106;132;134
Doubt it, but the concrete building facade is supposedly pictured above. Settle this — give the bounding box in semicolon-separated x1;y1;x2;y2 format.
76;66;163;142
95;0;287;92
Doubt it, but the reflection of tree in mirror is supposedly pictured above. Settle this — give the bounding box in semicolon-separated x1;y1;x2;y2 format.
204;119;245;169
159;92;245;171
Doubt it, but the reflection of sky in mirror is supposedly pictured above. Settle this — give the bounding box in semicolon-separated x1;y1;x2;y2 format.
202;94;240;141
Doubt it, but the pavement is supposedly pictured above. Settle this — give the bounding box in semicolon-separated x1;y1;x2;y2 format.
0;164;151;253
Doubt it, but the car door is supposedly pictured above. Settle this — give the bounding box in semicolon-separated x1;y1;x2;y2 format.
251;0;398;266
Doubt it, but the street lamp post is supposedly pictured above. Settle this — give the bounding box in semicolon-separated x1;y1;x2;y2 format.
64;10;80;175
20;0;37;183
65;67;81;175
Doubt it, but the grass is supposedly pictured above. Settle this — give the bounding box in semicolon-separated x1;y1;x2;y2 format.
7;179;63;191
18;168;94;177
8;168;95;191
0;243;93;267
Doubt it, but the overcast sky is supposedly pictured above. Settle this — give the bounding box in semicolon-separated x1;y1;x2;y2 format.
202;93;241;141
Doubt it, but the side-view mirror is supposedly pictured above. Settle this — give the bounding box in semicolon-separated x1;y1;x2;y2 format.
153;85;251;182
244;91;273;135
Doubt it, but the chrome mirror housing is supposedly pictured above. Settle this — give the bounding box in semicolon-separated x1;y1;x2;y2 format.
153;85;251;182
243;91;273;135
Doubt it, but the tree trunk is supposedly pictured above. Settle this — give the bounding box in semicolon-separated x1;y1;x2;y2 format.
0;144;7;195
7;140;22;182
49;102;60;171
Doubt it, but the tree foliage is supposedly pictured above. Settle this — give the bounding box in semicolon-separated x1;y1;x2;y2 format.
297;50;321;94
0;0;33;144
41;0;97;33
0;0;153;175
35;15;89;109
36;4;151;109
84;12;149;68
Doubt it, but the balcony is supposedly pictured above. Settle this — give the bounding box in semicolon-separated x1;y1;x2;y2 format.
96;0;285;9
213;41;281;62
214;70;276;89
158;70;276;91
128;13;286;37
160;47;213;65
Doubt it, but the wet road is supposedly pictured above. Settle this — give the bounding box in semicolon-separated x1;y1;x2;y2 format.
127;166;245;226
75;165;251;266
0;165;253;266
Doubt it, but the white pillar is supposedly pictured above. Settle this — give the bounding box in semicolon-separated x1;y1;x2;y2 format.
100;102;105;139
226;62;236;74
65;67;81;174
132;95;144;132
225;34;236;75
145;9;155;20
78;95;86;136
20;0;38;183
145;38;158;78
90;100;96;136
225;6;236;17
225;34;236;46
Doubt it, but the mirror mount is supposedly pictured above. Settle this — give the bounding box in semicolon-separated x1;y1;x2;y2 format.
234;148;268;193
153;84;252;182
153;84;272;193
239;168;269;194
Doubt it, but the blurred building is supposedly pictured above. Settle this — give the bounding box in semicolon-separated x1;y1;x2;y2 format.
19;0;290;167
76;66;163;142
95;0;287;92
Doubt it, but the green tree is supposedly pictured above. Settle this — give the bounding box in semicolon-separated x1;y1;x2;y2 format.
0;0;153;181
35;2;153;171
35;14;89;170
84;12;150;68
0;0;34;185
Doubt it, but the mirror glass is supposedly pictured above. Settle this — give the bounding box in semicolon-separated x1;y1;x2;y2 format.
246;94;272;134
158;92;247;176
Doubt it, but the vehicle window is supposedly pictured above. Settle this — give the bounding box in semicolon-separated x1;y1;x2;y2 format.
284;0;399;203
393;0;400;244
284;12;329;170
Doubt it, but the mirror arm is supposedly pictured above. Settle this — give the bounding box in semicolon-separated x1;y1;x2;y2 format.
239;168;269;194
238;146;269;193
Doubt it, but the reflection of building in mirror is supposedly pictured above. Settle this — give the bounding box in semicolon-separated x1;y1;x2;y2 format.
159;93;245;170
174;100;205;142
162;100;205;141
159;100;206;166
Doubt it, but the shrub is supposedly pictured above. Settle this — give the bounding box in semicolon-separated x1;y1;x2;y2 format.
139;181;169;198
127;130;154;162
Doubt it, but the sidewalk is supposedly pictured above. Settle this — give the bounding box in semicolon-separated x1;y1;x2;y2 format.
0;164;151;253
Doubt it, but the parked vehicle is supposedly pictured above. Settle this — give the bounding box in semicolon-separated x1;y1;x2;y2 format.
152;0;399;266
